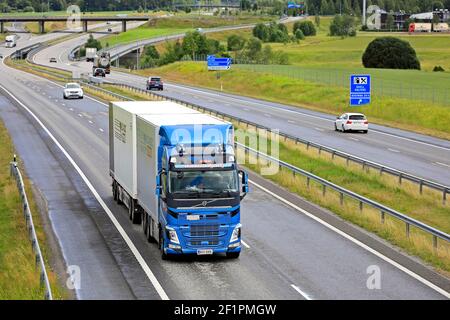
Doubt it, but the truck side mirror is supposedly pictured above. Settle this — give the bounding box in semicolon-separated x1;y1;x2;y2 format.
239;170;249;200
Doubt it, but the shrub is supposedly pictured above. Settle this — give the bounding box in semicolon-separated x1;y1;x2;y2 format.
293;20;316;36
362;37;421;70
433;65;445;72
295;29;305;40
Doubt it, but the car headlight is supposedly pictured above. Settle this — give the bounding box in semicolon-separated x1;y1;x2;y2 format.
166;226;180;244
230;223;241;243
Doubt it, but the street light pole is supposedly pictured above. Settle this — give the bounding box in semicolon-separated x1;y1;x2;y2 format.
363;0;367;26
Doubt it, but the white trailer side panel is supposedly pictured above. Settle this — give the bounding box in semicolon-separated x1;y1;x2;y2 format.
110;103;137;197
136;116;159;220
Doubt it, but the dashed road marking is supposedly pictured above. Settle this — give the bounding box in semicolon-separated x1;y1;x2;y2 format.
435;162;450;168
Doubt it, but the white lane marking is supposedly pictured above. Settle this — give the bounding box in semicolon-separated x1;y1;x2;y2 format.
0;84;170;301
314;127;324;132
69;108;74;111
249;179;450;299
78;113;83;117
166;83;450;151
349;137;359;141
388;148;400;153
88;120;93;124
291;284;313;300
99;128;104;132
241;240;250;249
436;162;450;168
243;108;250;111
288;120;296;124
62;103;66;106
264;113;271;118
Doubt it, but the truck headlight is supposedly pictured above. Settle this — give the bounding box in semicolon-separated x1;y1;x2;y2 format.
230;224;241;243
166;226;180;244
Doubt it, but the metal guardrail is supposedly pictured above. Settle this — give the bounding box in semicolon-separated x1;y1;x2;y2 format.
110;82;450;203
10;158;53;300
235;142;450;248
81;82;133;101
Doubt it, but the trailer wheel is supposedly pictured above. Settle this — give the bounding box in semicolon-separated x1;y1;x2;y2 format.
112;181;117;201
142;212;148;235
130;200;141;224
146;217;156;243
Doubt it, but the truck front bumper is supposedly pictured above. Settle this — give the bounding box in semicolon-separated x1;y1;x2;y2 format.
165;243;241;256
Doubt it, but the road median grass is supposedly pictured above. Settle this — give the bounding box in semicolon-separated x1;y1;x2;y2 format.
0;120;67;299
133;61;450;140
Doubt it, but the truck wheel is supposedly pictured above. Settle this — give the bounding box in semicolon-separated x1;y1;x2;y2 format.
159;228;168;260
226;252;240;259
142;213;148;235
130;200;141;224
146;217;156;243
112;181;117;201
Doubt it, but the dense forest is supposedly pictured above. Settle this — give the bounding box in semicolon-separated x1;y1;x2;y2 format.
0;0;448;14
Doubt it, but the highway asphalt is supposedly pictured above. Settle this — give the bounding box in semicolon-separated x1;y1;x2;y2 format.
1;21;449;300
30;26;450;188
1;38;450;299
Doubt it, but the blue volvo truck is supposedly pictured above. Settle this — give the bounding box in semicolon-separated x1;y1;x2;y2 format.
109;101;248;259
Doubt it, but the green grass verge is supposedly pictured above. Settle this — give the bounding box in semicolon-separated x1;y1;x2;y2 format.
100;25;189;48
100;13;275;48
0;120;68;299
132;61;450;140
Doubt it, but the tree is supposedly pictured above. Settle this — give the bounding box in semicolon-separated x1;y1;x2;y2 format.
227;34;246;54
85;34;102;50
432;1;444;9
362;37;421;70
329;14;357;37
293;20;317;36
253;23;270;42
315;15;321;26
144;45;160;59
386;13;395;30
243;37;262;61
182;32;198;59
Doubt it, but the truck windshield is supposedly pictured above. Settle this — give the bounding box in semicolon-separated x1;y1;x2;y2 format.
169;170;238;197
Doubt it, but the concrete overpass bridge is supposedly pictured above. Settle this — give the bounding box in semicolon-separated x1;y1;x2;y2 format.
0;16;151;34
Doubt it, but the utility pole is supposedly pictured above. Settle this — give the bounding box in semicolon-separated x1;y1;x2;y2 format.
362;0;367;26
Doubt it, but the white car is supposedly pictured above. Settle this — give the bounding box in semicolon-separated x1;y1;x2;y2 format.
335;113;368;133
63;83;84;99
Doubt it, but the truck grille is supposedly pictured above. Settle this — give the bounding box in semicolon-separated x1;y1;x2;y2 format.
190;224;220;237
183;224;224;248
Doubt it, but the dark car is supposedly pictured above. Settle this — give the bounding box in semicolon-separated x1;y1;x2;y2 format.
146;76;163;90
93;68;106;77
49;57;57;63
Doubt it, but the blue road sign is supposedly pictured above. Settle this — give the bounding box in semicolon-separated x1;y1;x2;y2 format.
207;55;231;71
350;74;371;106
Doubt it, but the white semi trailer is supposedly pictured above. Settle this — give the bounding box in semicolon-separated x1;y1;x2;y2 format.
109;101;248;259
